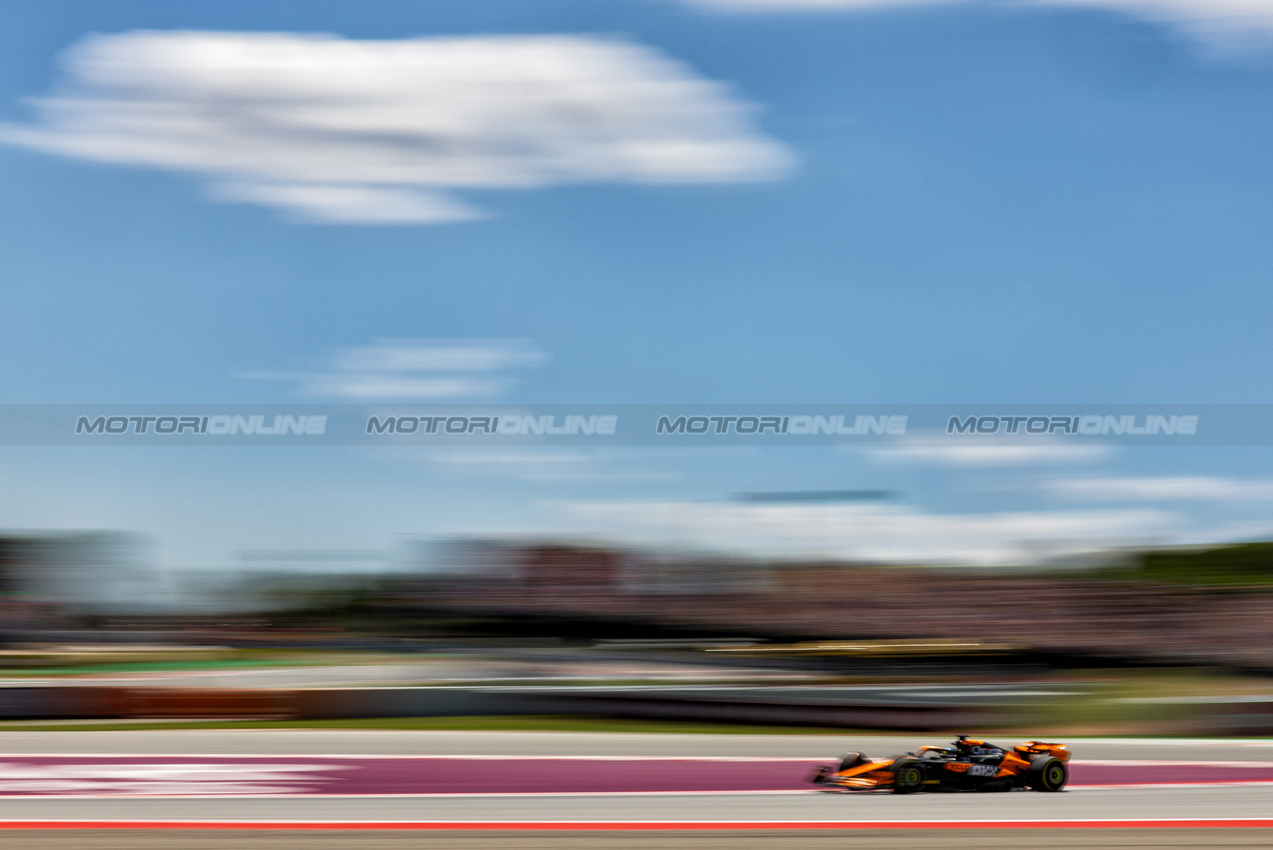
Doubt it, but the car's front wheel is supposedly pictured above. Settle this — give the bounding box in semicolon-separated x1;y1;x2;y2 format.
891;758;926;794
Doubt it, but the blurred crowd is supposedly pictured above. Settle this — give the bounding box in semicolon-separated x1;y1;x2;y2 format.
412;541;1273;669
2;533;1272;672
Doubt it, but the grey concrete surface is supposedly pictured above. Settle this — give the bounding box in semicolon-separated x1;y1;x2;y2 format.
1;830;1272;850
0;785;1268;823
0;730;1269;761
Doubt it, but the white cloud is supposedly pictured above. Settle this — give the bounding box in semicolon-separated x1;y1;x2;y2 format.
865;441;1112;466
423;449;679;482
684;0;1273;53
211;181;483;225
247;339;547;400
306;374;508;400
331;340;547;374
1050;475;1273;502
691;0;953;8
1036;0;1273;50
562;499;1174;563
0;31;793;223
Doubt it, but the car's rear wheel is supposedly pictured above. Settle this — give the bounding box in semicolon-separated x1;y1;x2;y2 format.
1029;757;1068;792
891;758;926;794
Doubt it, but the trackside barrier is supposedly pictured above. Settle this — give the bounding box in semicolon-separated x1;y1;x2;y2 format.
0;687;129;719
0;685;1029;728
21;685;1273;732
287;687;1023;730
0;688;292;721
292;687;568;720
126;688;295;718
1177;697;1273;736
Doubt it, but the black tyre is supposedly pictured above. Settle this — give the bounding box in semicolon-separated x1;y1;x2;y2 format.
891;758;926;794
838;752;866;772
1029;757;1068;792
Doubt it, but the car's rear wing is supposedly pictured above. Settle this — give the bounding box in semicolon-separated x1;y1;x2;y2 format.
1014;742;1071;762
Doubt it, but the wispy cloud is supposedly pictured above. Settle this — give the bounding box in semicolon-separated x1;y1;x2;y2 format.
865;441;1112;467
690;0;953;8
210;181;482;225
247;339;547;400
423;449;680;482
562;499;1174;563
306;374;507;400
330;340;548;374
684;0;1273;54
0;31;794;223
1050;475;1273;502
1039;0;1273;52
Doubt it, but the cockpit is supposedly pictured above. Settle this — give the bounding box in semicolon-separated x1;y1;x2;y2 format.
953;735;1005;763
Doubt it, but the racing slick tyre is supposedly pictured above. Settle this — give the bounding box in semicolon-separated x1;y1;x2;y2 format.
890;758;926;794
838;752;867;772
1029;757;1069;792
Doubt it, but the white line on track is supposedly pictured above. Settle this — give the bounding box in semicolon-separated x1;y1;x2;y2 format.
2;817;1269;827
3;754;1271;767
1069;781;1273;790
0;783;1267;800
0;753;818;761
1076;759;1273;767
1060;737;1273;746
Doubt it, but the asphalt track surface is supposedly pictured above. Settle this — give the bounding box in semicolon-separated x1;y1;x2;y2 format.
0;732;1269;847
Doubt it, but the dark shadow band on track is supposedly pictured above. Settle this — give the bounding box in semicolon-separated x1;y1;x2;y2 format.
2;829;1273;850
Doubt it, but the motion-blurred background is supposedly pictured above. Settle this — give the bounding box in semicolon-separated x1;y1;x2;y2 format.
0;529;1270;735
2;0;1273;738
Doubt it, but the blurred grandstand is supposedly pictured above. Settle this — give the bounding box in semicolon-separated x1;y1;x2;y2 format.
1;532;1271;669
0;531;1270;732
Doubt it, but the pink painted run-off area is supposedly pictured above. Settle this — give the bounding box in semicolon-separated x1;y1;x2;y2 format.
0;758;1269;796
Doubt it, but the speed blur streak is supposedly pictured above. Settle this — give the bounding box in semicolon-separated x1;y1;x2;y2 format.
0;532;1271;737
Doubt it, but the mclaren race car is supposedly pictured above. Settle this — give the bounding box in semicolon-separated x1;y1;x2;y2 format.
811;735;1070;794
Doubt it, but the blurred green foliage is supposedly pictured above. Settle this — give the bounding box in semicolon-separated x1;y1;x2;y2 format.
1132;542;1273;587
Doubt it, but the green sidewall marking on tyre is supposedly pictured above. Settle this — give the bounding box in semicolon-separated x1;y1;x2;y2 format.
1047;765;1064;786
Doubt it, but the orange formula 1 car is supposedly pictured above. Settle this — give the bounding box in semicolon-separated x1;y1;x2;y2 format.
811;735;1070;794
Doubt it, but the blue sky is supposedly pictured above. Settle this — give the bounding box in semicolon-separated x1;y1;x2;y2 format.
2;0;1273;572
